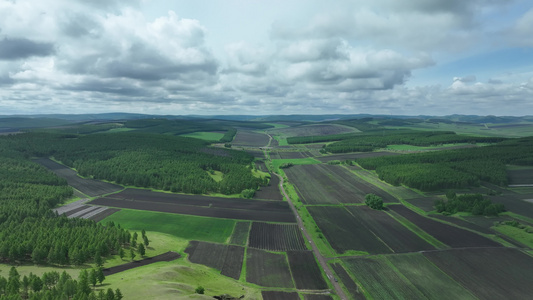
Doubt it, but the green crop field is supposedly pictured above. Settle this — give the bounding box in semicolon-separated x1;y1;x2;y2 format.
180;131;225;141
100;209;235;243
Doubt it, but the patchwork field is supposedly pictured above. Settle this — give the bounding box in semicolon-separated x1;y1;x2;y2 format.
389;205;501;248
248;222;307;251
424;248;533;300
35;157;123;197
345;206;435;253
284;164;397;204
253;173;283;201
246;248;294;288
330;263;365;300
232;130;270;147
91;188;295;222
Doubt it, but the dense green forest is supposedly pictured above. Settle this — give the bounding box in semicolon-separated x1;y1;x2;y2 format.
0;141;133;266
435;193;505;216
356;137;533;190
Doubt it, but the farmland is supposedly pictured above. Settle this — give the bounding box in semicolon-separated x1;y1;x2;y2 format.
35;158;123;197
389;205;501;248
90;188;296;222
231;130;270;147
248;222;307;251
284;164;397;204
246;248;294;288
229;221;251;246
287;251;328;290
184;241;245;280
253;173;283;201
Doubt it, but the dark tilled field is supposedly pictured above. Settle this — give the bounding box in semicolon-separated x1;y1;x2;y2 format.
430;214;493;234
261;291;299;300
89;208;120;222
389;205;501;248
424;248;533;300
315;152;400;163
270;124;356;137
102;252;180;276
254;160;267;172
91;188;295;222
287;251;328;290
35;158;123;197
248;222;307;251
508;169;533;185
253;174;283;201
490;194;533;220
185;241;245;280
330;263;365;300
303;294;334;300
246;248;294;288
284;164;397;204
278;151;314;159
406;196;441;212
91;197;294;222
308;206;391;254
247;150;266;159
232;131;270;147
346;206;435;253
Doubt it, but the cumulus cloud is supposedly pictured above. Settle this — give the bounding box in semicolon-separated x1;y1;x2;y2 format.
0;38;55;60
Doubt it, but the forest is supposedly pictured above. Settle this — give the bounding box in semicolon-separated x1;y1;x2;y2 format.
356;136;533;190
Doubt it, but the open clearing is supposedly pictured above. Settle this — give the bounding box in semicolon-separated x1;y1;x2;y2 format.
91;188;295;222
35;157;123;197
284;164;397;204
246;248;294;288
180;131;224;141
424;248;533;300
389;205;501;248
232;130;270;147
248;222;307;251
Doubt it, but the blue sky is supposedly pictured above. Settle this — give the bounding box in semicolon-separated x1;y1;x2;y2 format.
0;0;532;116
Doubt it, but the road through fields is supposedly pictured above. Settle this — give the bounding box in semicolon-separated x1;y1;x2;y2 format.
275;172;348;300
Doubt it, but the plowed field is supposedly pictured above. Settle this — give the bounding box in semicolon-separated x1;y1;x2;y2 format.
248;222;307;251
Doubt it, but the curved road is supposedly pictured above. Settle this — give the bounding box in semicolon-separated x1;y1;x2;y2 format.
274;172;348;300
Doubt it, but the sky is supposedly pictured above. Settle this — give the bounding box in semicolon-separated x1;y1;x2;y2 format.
1;0;533;116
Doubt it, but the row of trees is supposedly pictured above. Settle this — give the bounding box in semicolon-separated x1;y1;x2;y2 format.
435;193;505;216
0;267;121;299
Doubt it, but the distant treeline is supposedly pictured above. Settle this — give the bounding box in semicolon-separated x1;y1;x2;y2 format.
356;137;533;191
435;193;505;216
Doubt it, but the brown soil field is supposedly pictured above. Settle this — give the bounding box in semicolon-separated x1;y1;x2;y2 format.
246;248;294;288
489;194;533;219
35;158;123;197
247;150;266;159
220;245;245;279
254;160;267;171
346;206;435;253
253;174;283;201
284;164;397;204
90;188;295;222
330;263;365;300
102;251;180;276
261;291;299;300
314;152;400;163
248;222;307;251
430;214;492;234
287;251;328;290
308;206;391;254
389;205;501;248
232;130;269;147
424;248;533;300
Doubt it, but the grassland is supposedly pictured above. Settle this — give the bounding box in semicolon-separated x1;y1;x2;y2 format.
181;131;225;141
493;224;533;248
100;209;235;243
